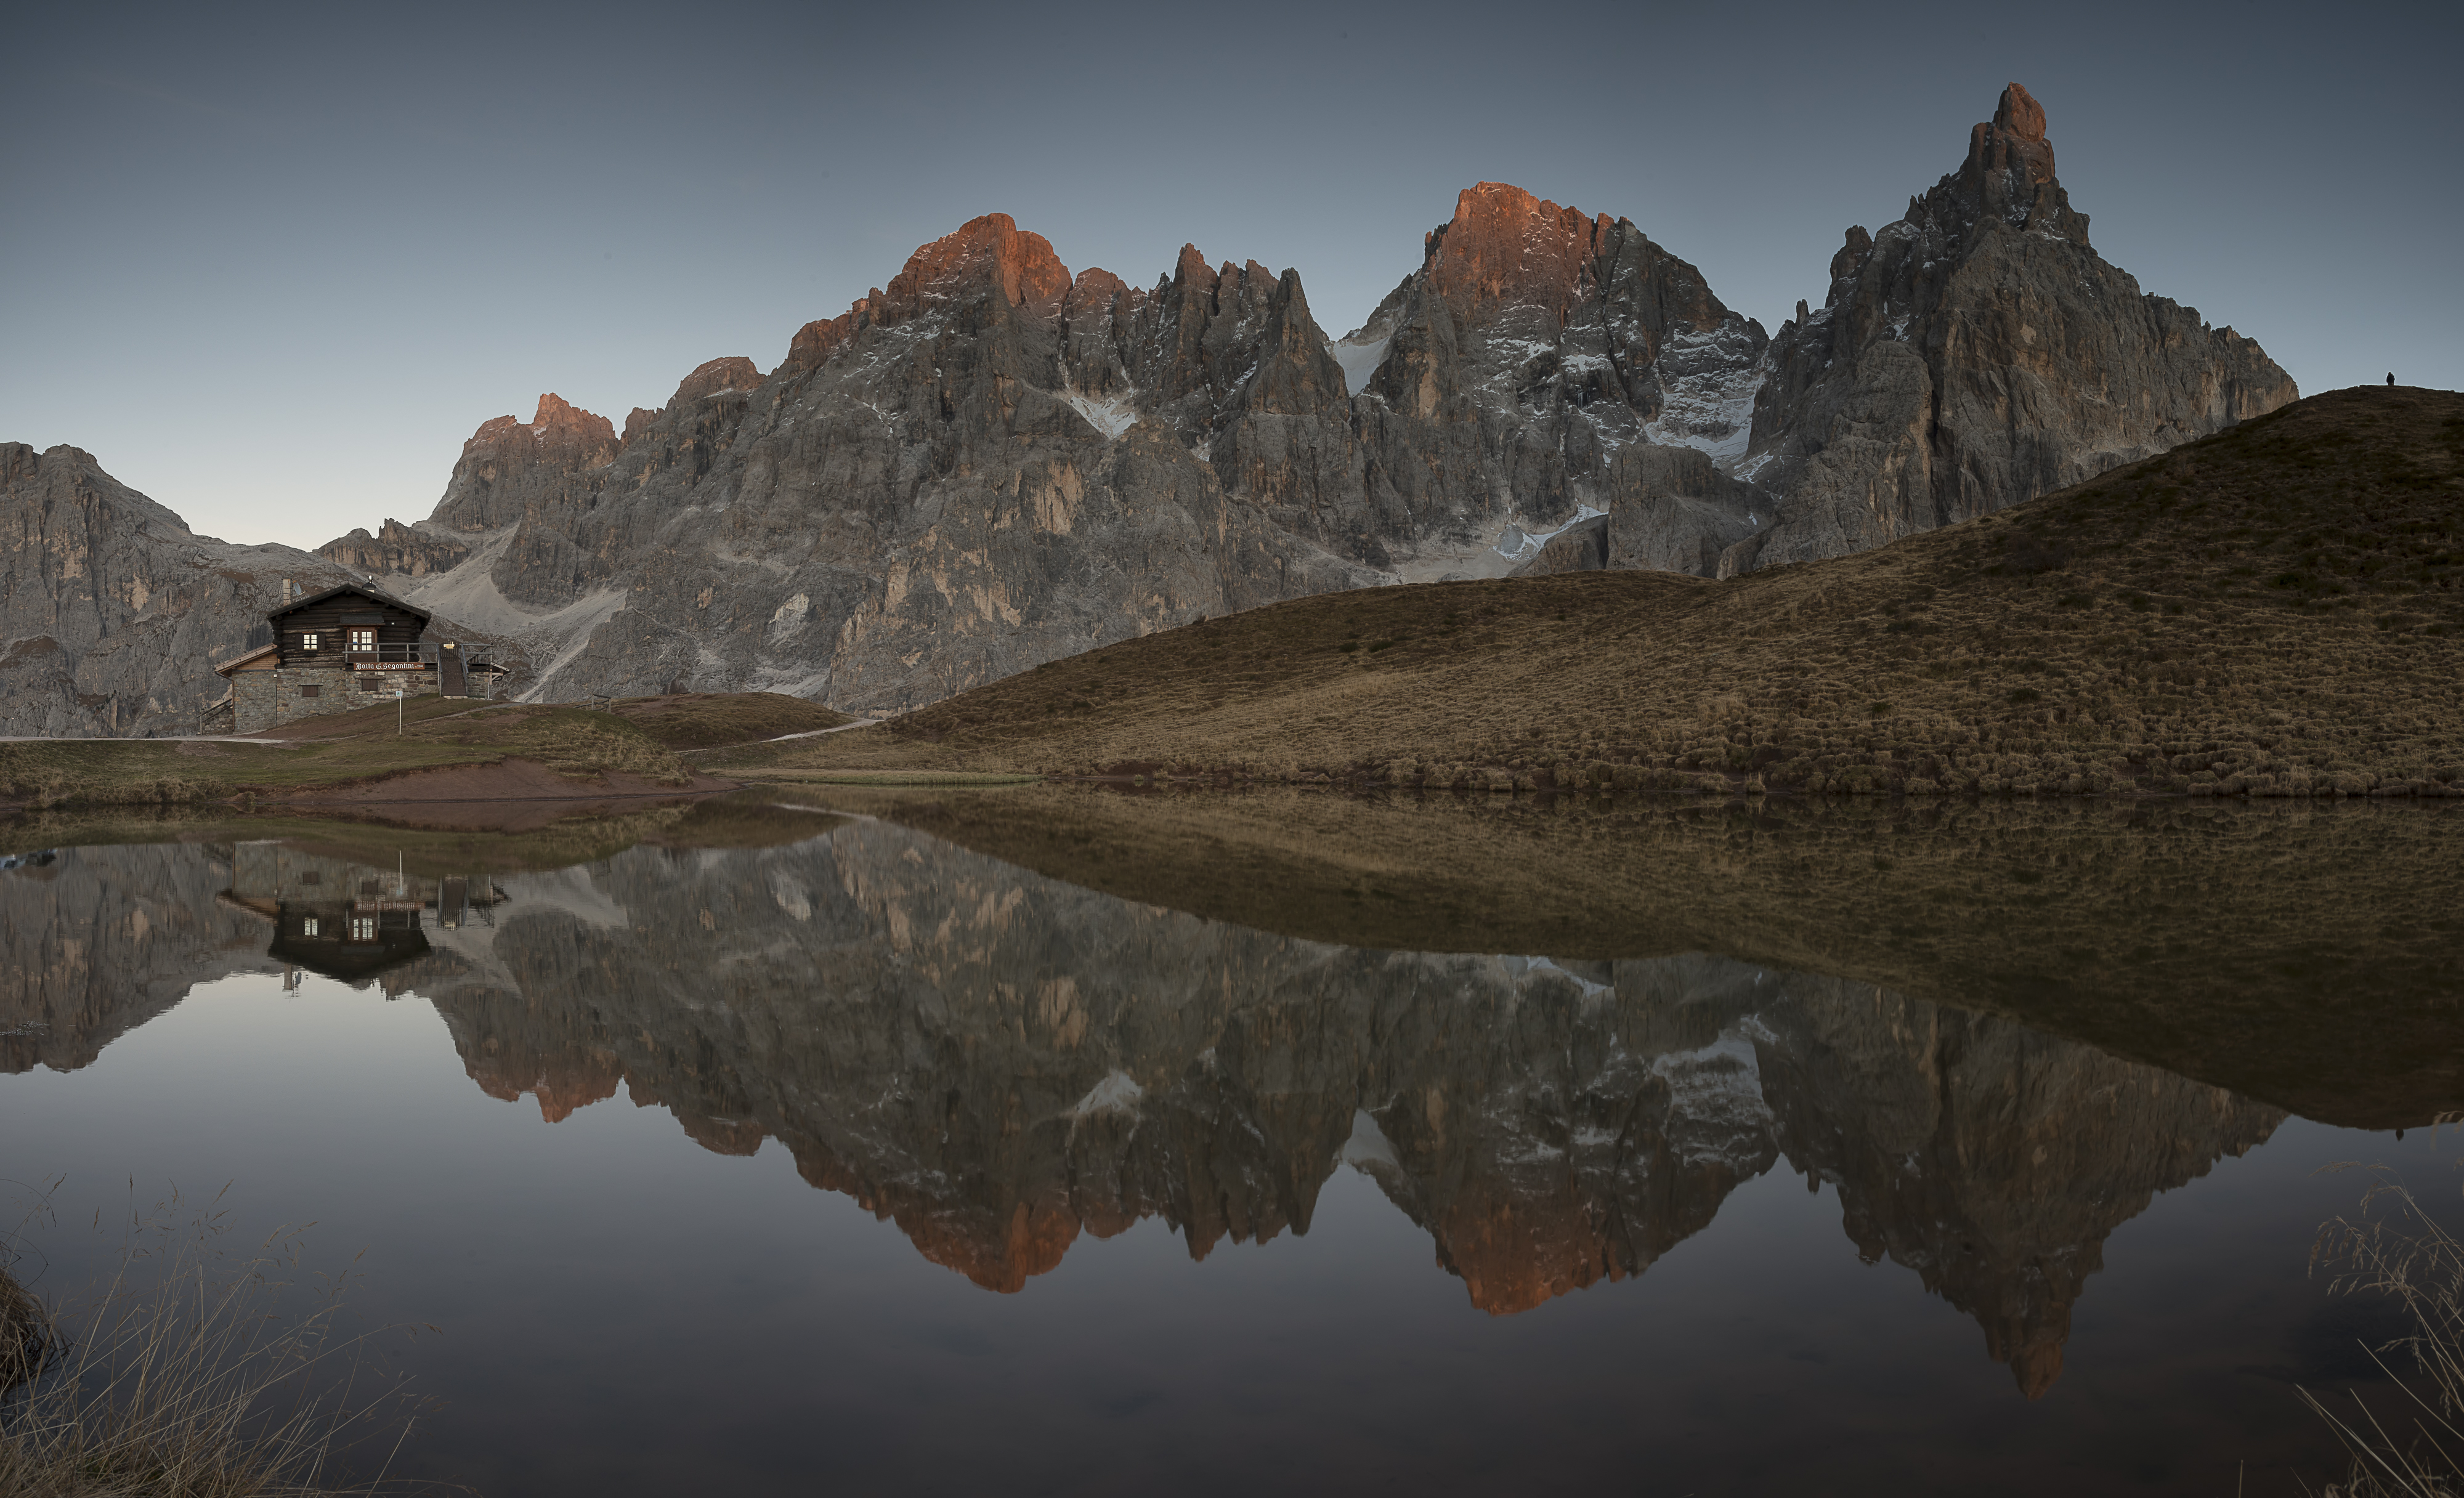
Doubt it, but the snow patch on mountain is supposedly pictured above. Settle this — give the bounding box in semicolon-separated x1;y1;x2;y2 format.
1061;384;1138;440
1327;333;1392;396
1646;326;1769;471
1068;1070;1145;1119
1493;503;1606;560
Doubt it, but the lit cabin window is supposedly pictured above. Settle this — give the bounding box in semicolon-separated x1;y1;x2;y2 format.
349;915;376;942
347;627;376;652
301;917;320;937
300;632;318;651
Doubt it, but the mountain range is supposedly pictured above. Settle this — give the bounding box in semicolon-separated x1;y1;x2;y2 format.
0;83;2295;736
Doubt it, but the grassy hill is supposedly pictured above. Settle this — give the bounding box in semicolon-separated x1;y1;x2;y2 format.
741;387;2463;798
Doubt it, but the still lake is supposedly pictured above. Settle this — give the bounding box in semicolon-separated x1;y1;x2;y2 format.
5;792;2460;1495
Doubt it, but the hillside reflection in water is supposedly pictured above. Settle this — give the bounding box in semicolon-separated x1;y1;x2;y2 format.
2;806;2454;1496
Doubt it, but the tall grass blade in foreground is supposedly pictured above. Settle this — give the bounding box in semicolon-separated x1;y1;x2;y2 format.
2308;1154;2464;1497
0;1186;444;1496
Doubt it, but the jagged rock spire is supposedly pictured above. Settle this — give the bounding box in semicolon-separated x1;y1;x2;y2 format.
1732;82;2294;572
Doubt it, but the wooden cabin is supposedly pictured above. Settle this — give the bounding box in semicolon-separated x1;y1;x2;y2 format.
266;583;434;670
213;581;483;733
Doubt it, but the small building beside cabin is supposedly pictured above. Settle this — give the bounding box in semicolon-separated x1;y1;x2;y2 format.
210;581;496;734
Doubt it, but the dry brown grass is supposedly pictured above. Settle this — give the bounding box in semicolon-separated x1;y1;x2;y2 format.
0;1264;38;1396
598;692;845;750
2308;1162;2464;1496
0;739;499;812
755;387;2463;797
0;702;727;809
1;1197;430;1497
0;692;855;811
408;706;692;785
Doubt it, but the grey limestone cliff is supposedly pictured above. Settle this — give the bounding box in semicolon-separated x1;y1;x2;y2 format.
325;185;1773;709
1728;83;2297;573
0;445;368;736
330;220;1385;711
1345;181;1770;580
0;445;521;737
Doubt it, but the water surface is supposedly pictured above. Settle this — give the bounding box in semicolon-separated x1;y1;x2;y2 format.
4;796;2458;1494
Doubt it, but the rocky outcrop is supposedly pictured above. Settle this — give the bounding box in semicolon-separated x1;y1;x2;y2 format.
1733;83;2297;571
426;393;619;536
1515;443;1766;577
0;445;369;735
662;356;763;411
319;517;471;578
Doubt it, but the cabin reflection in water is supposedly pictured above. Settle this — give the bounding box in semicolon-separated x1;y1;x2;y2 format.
214;843;503;986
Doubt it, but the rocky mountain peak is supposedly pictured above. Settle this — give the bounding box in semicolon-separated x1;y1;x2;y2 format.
1948;79;2079;241
780;214;1076;378
1993;79;2048;142
425;394;619;535
1424;181;1613;327
1170;241;1214;293
527;392;617;445
1340;177;1768;575
1732;82;2295;573
884;212;1072;314
1063;265;1129;310
666;356;763;411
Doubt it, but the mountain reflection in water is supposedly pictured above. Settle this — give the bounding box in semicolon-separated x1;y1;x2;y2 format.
2;819;2300;1400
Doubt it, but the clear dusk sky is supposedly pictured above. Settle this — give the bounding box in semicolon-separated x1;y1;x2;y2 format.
3;0;2456;551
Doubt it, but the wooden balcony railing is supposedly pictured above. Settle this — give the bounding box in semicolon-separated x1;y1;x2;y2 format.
343;643;439;666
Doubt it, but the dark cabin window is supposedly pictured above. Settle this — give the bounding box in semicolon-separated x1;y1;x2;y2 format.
301;917;320;937
347;627;375;652
300;632;318;651
301;685;319;698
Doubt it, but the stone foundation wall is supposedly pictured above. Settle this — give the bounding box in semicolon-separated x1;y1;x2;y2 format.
232;668;442;734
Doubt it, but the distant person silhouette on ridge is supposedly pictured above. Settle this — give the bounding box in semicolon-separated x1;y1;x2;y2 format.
2388;373;2396;386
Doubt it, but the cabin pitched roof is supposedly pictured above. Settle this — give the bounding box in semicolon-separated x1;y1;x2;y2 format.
267;582;432;628
212;642;280;675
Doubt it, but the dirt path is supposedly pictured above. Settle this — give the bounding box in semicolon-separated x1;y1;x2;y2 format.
678;717;888;753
